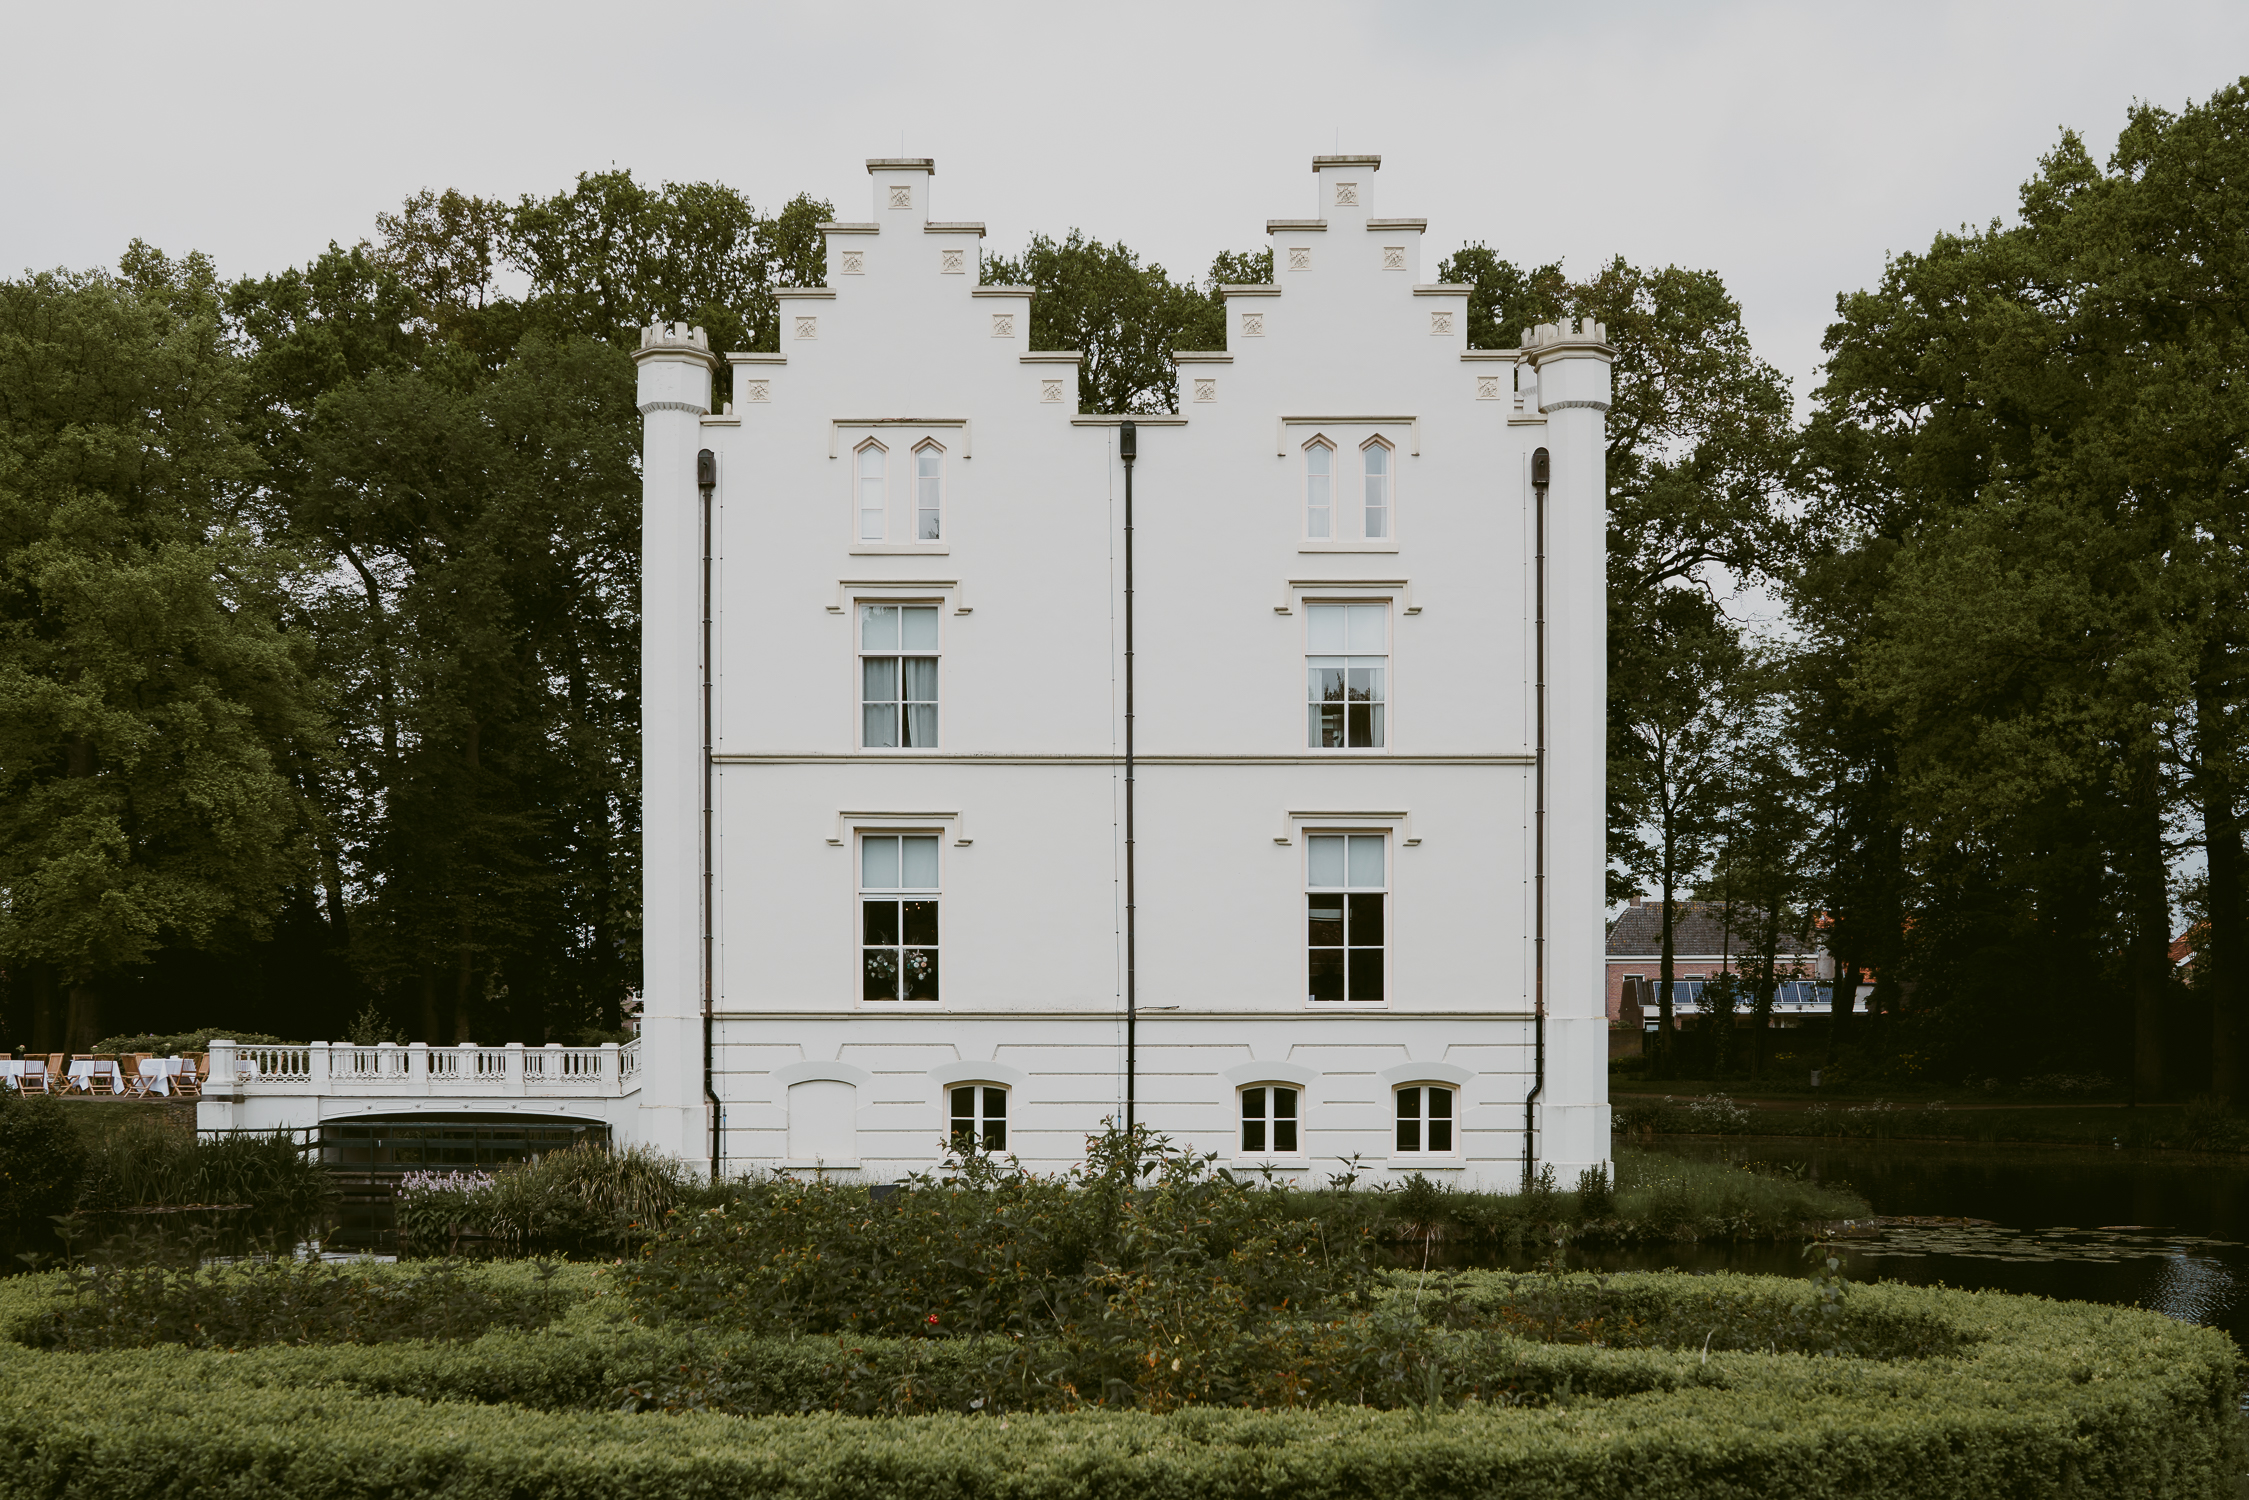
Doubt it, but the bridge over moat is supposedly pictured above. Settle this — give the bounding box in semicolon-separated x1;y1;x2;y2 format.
194;1039;644;1140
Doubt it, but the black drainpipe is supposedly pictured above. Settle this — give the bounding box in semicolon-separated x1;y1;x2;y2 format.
1524;445;1549;1191
698;447;720;1182
1120;420;1138;1138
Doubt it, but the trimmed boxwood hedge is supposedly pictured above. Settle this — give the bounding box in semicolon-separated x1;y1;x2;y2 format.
1;1262;2240;1498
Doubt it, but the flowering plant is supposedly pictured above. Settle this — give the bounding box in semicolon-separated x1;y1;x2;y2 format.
397;1169;495;1198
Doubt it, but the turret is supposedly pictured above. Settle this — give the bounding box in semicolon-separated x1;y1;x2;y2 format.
633;322;716;1159
1524;316;1615;1167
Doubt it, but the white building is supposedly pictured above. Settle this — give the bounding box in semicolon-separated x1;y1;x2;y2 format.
200;154;1612;1191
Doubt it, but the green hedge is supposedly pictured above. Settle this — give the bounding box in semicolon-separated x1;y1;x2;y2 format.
2;1263;2240;1497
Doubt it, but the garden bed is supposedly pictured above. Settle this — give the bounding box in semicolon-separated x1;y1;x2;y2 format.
1;1260;2237;1498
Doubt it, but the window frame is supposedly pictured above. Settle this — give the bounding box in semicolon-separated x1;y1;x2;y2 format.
1360;436;1393;539
1391;1084;1459;1156
857;601;941;750
1304;601;1390;752
1305;830;1388;1005
1237;1083;1305;1158
910;438;946;542
853;438;888;542
1302;437;1335;540
857;830;941;1005
948;1082;1009;1153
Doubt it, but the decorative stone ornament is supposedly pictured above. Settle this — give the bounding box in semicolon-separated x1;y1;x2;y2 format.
1194;378;1217;403
1430;310;1454;336
1289;247;1312;272
1382;246;1406;271
941;248;965;274
1335;181;1359;207
1041;380;1065;403
795;316;818;340
1242;312;1265;337
840;250;865;275
745;380;771;403
991;313;1015;338
889;185;912;210
1476;375;1501;400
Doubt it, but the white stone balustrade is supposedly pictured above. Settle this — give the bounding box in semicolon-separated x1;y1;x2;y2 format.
204;1039;639;1099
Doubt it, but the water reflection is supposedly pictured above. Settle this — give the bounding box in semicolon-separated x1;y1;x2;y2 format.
1629;1139;2249;1348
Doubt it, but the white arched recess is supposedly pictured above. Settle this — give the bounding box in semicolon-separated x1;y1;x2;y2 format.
773;1060;873;1169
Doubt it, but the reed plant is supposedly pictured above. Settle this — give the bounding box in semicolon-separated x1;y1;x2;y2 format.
397;1143;697;1253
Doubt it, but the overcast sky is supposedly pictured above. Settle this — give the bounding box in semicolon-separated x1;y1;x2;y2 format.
5;1;2244;402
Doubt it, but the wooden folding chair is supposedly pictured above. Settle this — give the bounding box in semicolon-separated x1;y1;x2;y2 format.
71;1053;119;1095
17;1058;49;1094
172;1055;202;1098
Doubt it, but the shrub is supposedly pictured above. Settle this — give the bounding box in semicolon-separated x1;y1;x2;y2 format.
2019;1070;2116;1100
1574;1164;1613;1219
1794;1098;1955;1139
21;1256;573;1351
2183;1094;2249;1151
342;1003;408;1046
627;1129;1371;1340
1608;1153;1861;1240
0;1090;85;1268
1257;1150;1858;1253
89;1027;291;1054
0;1265;2236;1497
1683;1091;1750;1133
1613;1092;1752;1135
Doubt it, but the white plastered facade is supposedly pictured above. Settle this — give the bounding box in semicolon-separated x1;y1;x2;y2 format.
632;155;1611;1188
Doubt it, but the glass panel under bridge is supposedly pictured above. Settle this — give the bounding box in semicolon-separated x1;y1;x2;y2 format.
318;1112;612;1248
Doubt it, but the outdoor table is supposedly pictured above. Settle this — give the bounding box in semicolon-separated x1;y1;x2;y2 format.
137;1057;185;1097
0;1060;23;1089
67;1060;123;1094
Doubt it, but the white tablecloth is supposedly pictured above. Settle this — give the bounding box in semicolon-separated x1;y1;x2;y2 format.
0;1060;26;1089
137;1057;188;1096
67;1060;124;1094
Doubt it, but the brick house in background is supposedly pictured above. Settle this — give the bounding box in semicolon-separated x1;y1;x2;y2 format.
1605;897;1865;1045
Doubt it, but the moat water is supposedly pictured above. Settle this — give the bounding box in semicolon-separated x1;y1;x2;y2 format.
1554;1138;2249;1349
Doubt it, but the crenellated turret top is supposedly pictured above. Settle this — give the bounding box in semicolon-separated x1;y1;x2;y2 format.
1524;317;1610;349
638;322;709;351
